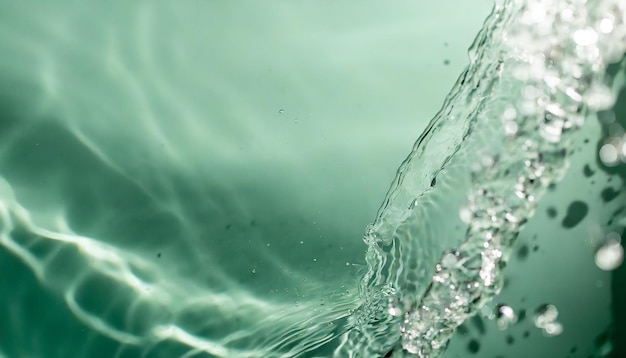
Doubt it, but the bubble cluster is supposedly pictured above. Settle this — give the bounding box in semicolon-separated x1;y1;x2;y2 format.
534;304;563;337
341;0;626;356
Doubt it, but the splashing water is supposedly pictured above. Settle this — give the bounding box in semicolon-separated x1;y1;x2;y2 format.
0;0;625;357
338;0;626;356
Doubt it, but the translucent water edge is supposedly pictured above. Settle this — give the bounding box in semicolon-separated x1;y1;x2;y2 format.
337;0;626;357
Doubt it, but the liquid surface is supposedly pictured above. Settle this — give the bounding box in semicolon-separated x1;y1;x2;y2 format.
0;1;625;358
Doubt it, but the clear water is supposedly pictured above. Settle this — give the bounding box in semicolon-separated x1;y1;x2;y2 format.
0;1;624;358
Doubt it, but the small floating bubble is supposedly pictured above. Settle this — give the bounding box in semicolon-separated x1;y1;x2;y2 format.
388;304;402;317
442;251;459;268
534;304;562;336
600;143;620;166
565;87;583;102
496;304;518;330
586;84;616;110
522;85;539;99
595;238;624;271
534;304;558;325
504;121;519;136
543;322;564;336
573;28;598;46
459;207;473;223
599;18;614;33
481;155;495;168
503;107;517;120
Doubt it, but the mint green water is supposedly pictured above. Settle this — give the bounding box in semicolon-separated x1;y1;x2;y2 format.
0;1;625;358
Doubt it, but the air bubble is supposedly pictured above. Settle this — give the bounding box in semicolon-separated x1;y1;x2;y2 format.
496;304;518;330
522;85;539;99
599;18;614;33
442;252;459;268
388;305;402;317
595;239;624;271
573;28;598;46
460;207;473;224
586;84;616;110
503;107;517;120
600;144;620;166
504;121;519;136
543;322;564;336
534;304;562;336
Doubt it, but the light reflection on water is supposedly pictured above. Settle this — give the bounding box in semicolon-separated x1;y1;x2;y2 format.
0;1;624;357
0;1;491;356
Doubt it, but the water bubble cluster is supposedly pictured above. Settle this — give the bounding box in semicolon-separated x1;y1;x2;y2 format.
534;304;563;337
341;0;626;356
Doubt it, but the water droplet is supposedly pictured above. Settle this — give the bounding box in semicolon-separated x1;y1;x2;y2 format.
522;85;539;99
600;143;620;166
496;304;518;330
586;84;615;110
543;322;563;336
504;121;519;136
599;18;614;33
534;304;561;336
388;305;402;317
595;239;623;271
573;28;598;46
481;155;495;168
442;251;459;268
459;207;473;224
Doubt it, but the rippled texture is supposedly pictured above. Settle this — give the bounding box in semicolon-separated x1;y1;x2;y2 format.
0;2;491;357
0;1;625;358
342;0;626;357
